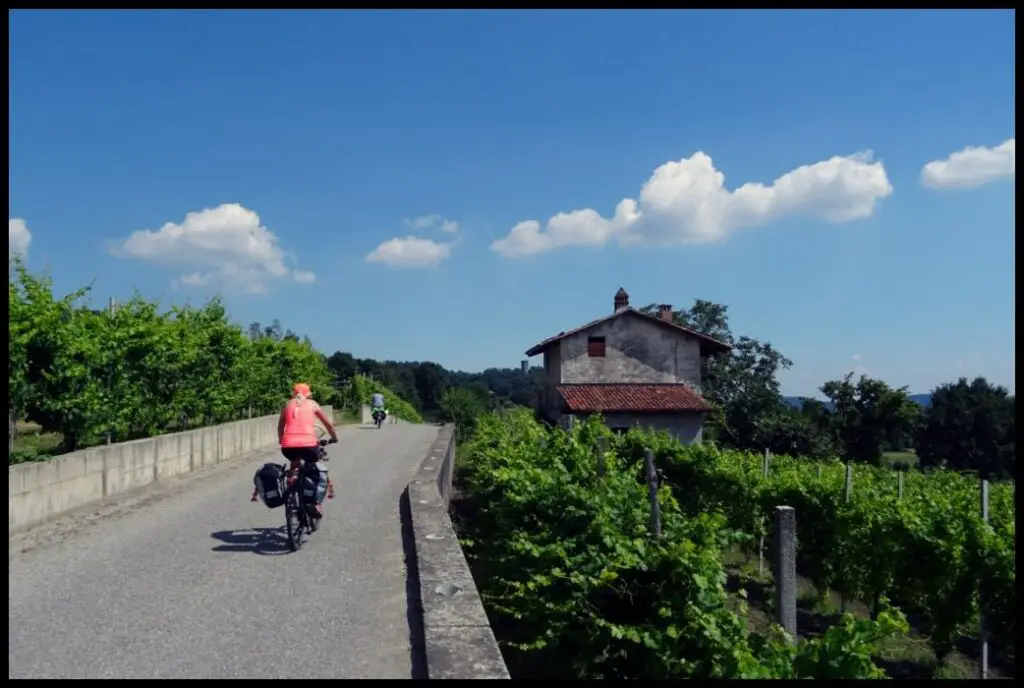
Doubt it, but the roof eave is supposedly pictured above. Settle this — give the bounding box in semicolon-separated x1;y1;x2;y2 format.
564;406;712;415
698;341;732;356
527;308;733;358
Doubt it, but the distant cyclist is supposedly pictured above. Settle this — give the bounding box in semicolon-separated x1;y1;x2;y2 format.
251;383;339;510
371;392;388;421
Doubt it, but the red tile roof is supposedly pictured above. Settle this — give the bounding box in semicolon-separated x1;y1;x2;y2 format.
525;308;731;358
558;384;713;413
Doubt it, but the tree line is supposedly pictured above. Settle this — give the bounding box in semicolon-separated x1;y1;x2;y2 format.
328;298;1014;480
10;256;1013;479
323;350;544;418
639;300;1014;479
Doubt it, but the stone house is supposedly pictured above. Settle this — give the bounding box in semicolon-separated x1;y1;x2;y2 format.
525;287;731;444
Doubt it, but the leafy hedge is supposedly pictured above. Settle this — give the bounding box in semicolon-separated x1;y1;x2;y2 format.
617;430;1016;662
344;374;422;423
455;409;910;679
9;260;333;459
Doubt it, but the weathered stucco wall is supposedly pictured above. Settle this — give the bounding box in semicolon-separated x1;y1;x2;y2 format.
558;313;702;390
600;412;705;445
542;345;563;413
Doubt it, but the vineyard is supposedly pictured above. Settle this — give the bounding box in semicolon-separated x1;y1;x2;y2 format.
9;260;333;462
453;409;1016;679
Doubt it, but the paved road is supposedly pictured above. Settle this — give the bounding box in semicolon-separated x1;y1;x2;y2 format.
8;423;440;679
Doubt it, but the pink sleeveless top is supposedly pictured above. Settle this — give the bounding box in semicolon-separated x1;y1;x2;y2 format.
281;399;320;448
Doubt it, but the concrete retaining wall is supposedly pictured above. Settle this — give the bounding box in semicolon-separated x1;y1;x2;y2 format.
8;407;332;534
406;425;509;679
360;404;411;425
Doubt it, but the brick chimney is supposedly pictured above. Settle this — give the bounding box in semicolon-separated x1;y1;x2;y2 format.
614;287;629;312
658;304;673;322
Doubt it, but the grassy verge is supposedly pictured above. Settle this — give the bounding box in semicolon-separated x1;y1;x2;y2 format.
11;425;64;463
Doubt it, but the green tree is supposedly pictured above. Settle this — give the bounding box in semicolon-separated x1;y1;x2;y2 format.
753;406;838;459
820;373;922;465
326;351;358;381
916;377;1015;480
439;386;487;440
413;361;450;413
641;299;797;452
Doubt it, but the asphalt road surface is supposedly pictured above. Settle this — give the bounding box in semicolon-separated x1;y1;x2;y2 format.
8;423;441;679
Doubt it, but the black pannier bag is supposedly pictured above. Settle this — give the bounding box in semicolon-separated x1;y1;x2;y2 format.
299;461;329;507
253;462;286;508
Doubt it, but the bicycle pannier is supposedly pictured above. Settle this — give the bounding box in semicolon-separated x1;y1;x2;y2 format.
299;462;329;506
254;463;286;509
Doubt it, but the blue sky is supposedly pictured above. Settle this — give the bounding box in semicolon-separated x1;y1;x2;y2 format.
9;10;1015;397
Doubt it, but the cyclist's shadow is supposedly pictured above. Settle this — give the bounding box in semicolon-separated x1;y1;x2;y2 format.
210;527;292;555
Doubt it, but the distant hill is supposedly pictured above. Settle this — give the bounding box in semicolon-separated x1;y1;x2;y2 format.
783;394;932;411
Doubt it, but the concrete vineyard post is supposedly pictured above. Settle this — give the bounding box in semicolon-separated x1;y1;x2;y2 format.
840;463;853;613
595;436;607;479
643;448;661;538
758;449;771;577
773;506;798;642
105;296;117;447
979;479;990;680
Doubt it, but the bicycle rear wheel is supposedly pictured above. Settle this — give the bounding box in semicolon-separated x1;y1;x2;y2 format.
285;491;304;551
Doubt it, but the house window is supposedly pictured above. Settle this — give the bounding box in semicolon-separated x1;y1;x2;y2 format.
587;336;606;358
610;427;629;435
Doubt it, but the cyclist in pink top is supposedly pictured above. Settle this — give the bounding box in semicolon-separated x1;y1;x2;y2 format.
251;383;340;512
278;382;338;469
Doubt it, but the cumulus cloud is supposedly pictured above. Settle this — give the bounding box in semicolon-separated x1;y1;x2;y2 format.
920;138;1015;190
365;236;453;268
9;218;31;259
112;203;315;294
490;150;893;257
406;214;460;233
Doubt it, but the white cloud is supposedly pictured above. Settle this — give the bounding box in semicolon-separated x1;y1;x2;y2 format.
9;218;31;259
851;354;862;361
920;138;1015;190
180;272;211;287
409;214;441;229
490;150;893;257
406;214;460;233
364;236;453;268
112;203;315;294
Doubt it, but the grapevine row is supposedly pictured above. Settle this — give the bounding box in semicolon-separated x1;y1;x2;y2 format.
9;261;333;458
455;409;913;679
614;429;1016;662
